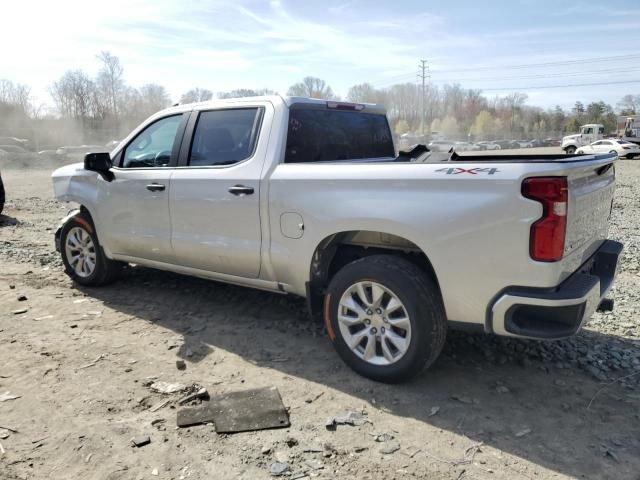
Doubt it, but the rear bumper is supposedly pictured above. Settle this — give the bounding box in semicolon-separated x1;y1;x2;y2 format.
489;240;623;340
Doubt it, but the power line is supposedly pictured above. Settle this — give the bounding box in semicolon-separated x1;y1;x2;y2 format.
435;66;640;83
481;79;640;92
434;54;640;74
372;54;640;88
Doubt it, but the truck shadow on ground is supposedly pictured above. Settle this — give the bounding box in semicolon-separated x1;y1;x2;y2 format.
82;266;640;480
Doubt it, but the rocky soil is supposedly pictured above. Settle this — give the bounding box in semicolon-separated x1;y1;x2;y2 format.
0;157;638;480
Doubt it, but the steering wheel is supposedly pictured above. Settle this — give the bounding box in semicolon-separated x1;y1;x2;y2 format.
154;150;171;165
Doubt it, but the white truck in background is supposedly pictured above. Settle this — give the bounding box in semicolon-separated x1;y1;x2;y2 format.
562;124;604;154
618;115;640;145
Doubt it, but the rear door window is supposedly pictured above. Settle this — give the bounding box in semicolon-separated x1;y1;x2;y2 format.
188;108;263;167
285;108;394;163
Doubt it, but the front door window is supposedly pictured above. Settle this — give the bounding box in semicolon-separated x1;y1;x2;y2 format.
122;115;182;168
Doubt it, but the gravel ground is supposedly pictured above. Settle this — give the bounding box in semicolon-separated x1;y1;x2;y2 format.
0;156;639;480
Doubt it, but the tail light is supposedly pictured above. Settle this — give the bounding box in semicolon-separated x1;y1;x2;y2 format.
522;177;568;262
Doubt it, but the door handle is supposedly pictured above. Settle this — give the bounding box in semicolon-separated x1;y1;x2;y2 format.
228;185;254;196
146;183;166;192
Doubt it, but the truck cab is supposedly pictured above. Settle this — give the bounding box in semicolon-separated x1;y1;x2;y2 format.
562;124;604;154
620;115;640;145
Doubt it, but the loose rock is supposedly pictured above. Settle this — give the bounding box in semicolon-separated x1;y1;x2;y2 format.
380;441;401;455
270;462;290;476
150;381;188;394
131;435;151;447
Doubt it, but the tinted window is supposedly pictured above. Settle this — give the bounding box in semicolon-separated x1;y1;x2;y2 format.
601;140;612;145
189;108;262;166
122;115;182;168
285;108;394;163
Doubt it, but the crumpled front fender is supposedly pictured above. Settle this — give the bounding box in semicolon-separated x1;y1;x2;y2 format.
54;209;81;252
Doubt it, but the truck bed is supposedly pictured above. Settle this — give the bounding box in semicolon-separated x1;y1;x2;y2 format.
395;145;615;164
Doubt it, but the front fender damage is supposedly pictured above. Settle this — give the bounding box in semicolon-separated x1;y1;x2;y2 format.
54;209;81;252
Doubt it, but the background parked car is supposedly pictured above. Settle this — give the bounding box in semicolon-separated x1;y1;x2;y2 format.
427;140;455;152
494;140;513;149
576;139;640;159
0;145;29;154
55;145;109;159
453;141;481;151
477;141;501;150
0;137;33;151
37;148;60;157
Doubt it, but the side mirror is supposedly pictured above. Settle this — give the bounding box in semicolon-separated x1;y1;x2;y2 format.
84;152;114;181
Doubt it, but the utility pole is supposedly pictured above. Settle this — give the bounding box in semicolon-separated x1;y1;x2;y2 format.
417;59;430;137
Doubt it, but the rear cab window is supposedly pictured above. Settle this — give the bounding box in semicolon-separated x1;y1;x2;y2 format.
285;106;394;163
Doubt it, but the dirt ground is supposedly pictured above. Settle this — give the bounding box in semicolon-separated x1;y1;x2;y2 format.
0;155;639;480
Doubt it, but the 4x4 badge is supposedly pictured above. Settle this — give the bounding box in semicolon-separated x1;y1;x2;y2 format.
435;167;499;175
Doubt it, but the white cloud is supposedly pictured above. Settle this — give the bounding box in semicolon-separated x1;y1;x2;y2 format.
0;0;637;107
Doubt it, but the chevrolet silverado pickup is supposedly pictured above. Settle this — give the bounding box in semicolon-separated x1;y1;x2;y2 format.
51;96;622;382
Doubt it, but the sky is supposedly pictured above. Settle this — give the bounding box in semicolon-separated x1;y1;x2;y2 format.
2;0;640;111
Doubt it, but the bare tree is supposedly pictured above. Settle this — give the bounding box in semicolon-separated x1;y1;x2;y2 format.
180;88;213;104
0;79;32;112
287;77;336;99
50;70;97;119
139;84;171;117
346;83;382;104
217;88;275;99
617;94;639;115
97;51;124;120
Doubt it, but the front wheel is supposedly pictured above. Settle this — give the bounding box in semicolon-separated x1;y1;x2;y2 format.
324;255;447;383
60;213;122;286
564;146;576;154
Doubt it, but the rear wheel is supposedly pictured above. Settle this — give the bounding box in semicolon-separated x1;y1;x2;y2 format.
324;255;447;383
60;213;122;286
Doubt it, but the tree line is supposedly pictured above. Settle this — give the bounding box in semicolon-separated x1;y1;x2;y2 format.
1;51;638;148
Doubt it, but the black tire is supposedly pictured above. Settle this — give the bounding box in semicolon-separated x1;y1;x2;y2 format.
60;212;122;286
0;173;5;215
565;146;576;154
324;255;447;383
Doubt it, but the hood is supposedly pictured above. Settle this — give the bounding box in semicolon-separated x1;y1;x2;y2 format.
562;134;581;143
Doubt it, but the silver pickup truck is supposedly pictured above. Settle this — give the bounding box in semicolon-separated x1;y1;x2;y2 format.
52;96;623;382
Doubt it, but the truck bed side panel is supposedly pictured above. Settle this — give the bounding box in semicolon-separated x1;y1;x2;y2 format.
266;156;615;326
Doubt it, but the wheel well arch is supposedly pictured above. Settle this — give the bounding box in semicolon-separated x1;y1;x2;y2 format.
306;230;442;320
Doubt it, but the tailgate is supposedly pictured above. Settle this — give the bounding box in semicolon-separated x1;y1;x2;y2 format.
564;160;615;268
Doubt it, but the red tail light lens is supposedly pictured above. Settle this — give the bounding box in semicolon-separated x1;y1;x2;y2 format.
522;177;568;262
